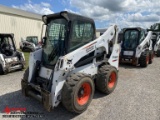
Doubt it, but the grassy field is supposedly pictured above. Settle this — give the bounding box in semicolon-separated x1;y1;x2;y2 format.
18;49;30;68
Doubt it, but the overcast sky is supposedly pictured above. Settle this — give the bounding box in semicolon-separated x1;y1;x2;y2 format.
1;0;160;29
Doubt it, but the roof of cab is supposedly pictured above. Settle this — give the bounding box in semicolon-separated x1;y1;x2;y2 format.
122;27;145;32
43;11;94;24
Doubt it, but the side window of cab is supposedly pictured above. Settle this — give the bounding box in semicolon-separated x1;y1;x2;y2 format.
139;31;145;44
69;20;94;52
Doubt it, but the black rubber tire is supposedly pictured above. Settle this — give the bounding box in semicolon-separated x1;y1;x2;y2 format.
157;50;160;57
61;73;94;114
0;64;4;75
95;65;118;94
139;52;149;67
149;51;154;64
21;67;29;97
23;67;29;81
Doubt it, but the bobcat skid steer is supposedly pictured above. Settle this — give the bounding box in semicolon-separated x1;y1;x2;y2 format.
0;34;25;74
21;11;120;113
153;36;160;57
119;27;153;67
19;36;41;52
147;23;160;57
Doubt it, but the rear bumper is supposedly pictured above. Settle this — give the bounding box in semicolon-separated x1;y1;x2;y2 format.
21;80;52;111
119;57;138;65
4;61;25;72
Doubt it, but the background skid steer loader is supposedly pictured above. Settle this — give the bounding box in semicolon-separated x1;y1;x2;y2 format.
147;23;160;57
153;36;160;57
19;36;41;52
0;34;25;74
119;27;153;67
21;11;120;113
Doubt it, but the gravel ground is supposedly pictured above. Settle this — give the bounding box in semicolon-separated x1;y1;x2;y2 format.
0;57;160;120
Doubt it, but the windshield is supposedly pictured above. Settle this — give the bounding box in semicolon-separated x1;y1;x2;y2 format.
123;30;139;50
26;37;38;45
42;18;67;66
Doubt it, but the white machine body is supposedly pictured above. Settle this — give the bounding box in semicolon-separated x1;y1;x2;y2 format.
27;25;120;107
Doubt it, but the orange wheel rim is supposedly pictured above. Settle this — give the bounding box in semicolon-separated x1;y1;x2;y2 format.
108;72;116;89
77;82;91;106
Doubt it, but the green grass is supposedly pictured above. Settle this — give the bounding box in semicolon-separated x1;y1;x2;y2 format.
23;52;30;68
18;49;30;69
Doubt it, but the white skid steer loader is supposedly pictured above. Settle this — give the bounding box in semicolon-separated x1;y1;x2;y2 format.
147;23;160;57
153;35;160;57
120;27;154;67
21;11;120;113
0;34;25;74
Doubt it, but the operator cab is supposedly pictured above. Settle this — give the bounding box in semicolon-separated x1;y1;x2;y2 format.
0;34;16;57
120;27;146;58
42;11;96;67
